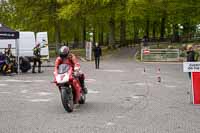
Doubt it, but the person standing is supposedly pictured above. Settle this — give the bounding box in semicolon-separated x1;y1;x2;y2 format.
187;44;196;79
5;45;12;58
93;43;102;69
32;43;42;73
142;36;148;47
4;45;14;73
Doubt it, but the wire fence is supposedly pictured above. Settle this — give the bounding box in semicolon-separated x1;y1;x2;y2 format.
141;48;180;62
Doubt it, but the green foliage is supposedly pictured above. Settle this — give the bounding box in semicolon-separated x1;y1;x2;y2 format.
0;0;199;46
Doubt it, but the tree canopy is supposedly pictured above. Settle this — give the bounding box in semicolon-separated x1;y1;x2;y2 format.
0;0;199;47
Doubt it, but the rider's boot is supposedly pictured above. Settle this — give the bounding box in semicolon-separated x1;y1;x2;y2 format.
80;79;88;94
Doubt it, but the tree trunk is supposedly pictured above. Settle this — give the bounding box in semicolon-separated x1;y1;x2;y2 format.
153;21;156;39
133;19;139;44
98;24;104;46
50;0;61;52
55;21;61;44
120;18;126;47
73;32;79;48
82;18;86;48
173;24;179;42
93;28;96;46
120;0;126;47
145;18;150;39
109;16;115;48
108;0;116;48
183;22;190;35
106;33;109;46
160;15;166;40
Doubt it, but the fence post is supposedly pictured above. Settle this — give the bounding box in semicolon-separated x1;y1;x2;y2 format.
177;49;180;61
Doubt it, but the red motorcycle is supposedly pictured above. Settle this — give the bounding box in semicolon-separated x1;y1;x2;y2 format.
55;64;86;112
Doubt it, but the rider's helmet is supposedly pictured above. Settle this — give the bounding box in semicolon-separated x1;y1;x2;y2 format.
59;46;69;58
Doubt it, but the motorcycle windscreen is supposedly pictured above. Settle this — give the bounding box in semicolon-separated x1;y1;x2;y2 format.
58;64;70;74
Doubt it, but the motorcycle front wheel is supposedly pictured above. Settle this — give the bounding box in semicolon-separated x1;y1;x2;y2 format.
60;87;74;113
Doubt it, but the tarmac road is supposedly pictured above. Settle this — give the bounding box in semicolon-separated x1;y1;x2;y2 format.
0;48;200;133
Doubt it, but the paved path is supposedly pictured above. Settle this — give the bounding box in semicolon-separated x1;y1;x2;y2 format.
0;48;199;133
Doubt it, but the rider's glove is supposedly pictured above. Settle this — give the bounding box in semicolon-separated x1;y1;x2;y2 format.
74;66;80;71
74;67;80;77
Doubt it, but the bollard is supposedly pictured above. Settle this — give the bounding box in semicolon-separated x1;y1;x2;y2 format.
157;68;161;82
144;68;146;72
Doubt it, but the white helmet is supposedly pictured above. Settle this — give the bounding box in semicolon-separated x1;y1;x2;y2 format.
59;46;69;58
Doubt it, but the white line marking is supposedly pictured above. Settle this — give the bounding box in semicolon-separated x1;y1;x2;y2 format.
85;79;96;83
74;108;81;111
24;80;32;83
88;90;99;94
4;79;32;83
3;79;46;83
134;83;145;86
131;96;141;99
35;80;45;82
0;92;10;94
131;95;144;99
106;122;115;126
101;69;124;73
0;84;8;86
165;85;176;88
29;99;51;102
21;90;28;94
116;115;125;119
86;79;96;82
37;92;52;96
4;79;22;82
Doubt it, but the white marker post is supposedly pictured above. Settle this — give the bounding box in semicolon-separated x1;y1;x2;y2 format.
85;41;92;61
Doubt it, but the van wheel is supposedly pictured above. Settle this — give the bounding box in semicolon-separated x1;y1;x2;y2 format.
20;57;31;73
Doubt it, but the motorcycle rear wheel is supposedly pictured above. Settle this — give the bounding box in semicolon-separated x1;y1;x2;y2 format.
60;87;74;112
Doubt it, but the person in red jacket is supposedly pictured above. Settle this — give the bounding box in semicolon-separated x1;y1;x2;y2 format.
54;46;87;103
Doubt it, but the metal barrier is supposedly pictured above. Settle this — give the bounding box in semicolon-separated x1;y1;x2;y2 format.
141;48;180;62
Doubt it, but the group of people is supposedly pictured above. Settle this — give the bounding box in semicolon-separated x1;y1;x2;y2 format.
0;41;102;75
0;43;43;74
33;42;102;74
0;47;17;74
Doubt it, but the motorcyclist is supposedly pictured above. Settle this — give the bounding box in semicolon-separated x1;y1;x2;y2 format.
54;46;87;103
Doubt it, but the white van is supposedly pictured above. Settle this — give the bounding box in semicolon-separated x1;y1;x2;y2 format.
18;32;36;57
36;32;49;60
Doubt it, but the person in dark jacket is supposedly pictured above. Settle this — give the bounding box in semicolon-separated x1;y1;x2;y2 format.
93;43;102;69
4;47;15;73
32;43;42;73
187;44;196;79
